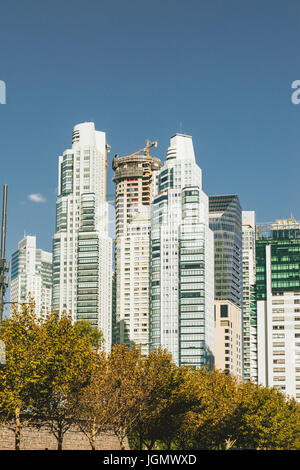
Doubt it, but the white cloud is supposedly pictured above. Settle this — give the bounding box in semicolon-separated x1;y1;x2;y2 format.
28;193;46;203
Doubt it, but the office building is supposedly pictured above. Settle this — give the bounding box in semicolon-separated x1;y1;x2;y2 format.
256;219;300;401
209;194;243;308
11;235;52;317
209;194;243;380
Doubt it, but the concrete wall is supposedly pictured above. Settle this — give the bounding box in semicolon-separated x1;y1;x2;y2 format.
0;425;129;450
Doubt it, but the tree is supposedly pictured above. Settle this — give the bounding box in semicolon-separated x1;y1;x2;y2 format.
73;352;117;450
31;312;95;450
171;368;240;450
74;320;104;353
130;348;187;450
0;303;42;450
231;382;300;450
106;344;141;450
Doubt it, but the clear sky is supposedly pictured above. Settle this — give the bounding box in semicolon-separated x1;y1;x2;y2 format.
1;0;300;269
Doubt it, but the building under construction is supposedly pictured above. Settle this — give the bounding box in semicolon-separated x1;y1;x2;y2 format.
112;141;162;352
112;141;162;238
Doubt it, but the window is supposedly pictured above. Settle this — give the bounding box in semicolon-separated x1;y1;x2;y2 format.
220;304;228;318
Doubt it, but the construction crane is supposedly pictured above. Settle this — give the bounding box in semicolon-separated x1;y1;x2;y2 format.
127;139;158;158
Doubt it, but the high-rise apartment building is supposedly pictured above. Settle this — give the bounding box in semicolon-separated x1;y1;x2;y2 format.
209;194;243;380
256;219;300;402
242;211;258;383
11;235;52;317
214;300;243;381
52;122;112;351
112;148;162;352
150;134;215;368
112;151;161;238
116;207;151;354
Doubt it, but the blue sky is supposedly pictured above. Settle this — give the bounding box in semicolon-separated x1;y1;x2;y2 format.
1;0;300;269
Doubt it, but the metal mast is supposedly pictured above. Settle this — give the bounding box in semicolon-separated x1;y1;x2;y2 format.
0;185;9;323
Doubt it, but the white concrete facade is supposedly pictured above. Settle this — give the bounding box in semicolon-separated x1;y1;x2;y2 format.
116;207;151;354
113;150;161;352
242;211;258;383
150;134;214;368
11;235;52;317
257;226;300;401
52;122;112;351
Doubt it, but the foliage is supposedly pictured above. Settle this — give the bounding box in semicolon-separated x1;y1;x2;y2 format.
0;303;42;450
30;311;95;450
74;320;104;352
1;306;299;451
73;352;114;450
231;382;300;450
171;368;241;450
106;343;141;450
131;348;187;450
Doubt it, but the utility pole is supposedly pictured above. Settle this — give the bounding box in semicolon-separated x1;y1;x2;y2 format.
0;184;9;323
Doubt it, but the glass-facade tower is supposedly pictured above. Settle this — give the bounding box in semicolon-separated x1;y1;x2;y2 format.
256;219;300;401
208;195;243;308
52;122;112;351
150;134;214;368
209;195;243;379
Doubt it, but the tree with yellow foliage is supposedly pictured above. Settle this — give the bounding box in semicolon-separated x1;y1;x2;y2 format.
30;311;96;450
0;303;42;450
73;352;116;450
168;368;240;450
130;348;187;450
106;343;141;450
231;382;300;450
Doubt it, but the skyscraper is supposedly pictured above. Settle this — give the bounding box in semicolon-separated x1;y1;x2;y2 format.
209;194;243;379
242;211;258;383
52;122;112;351
112;150;161;238
256;219;300;401
112;147;162;352
209;195;243;308
150;134;214;368
11;235;52;317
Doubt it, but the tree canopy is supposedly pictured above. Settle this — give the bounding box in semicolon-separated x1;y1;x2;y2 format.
0;304;299;450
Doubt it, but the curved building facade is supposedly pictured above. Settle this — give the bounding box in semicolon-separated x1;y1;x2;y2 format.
52;122;112;351
150;134;215;368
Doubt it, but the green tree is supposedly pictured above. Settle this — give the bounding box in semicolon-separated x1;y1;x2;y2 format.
31;312;95;450
106;343;141;450
73;352;117;450
74;320;104;352
171;368;240;450
232;382;300;450
0;303;42;450
131;348;187;450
